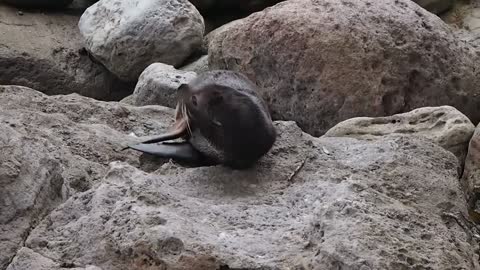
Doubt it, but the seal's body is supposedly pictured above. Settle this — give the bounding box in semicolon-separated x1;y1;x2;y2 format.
125;70;276;169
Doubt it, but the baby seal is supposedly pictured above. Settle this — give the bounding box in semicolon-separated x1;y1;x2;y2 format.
124;70;277;169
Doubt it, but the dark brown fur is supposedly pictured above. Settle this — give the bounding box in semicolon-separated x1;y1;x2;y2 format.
124;70;276;169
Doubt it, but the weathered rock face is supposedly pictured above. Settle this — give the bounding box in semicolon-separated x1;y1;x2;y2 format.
78;0;205;81
324;106;475;167
0;3;133;101
463;124;480;205
0;85;177;269
413;0;454;14
208;0;480;136
131;63;197;108
1;86;477;269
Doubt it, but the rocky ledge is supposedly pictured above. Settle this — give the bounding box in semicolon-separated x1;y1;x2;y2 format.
1;85;479;270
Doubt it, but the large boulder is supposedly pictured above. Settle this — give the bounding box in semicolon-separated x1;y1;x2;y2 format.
324;106;475;167
131;63;197;107
208;0;480;136
1;86;478;269
0;3;133;101
78;0;205;81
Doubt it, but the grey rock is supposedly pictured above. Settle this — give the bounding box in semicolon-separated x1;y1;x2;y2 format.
20;130;479;269
208;0;480;136
0;85;176;269
324;106;475;167
132;63;197;107
78;0;205;81
412;0;454;14
0;4;133;101
180;55;209;74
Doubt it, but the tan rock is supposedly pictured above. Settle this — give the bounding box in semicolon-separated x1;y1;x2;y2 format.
324;106;475;167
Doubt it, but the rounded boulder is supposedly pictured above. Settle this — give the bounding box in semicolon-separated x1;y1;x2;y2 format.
208;0;480;136
78;0;205;81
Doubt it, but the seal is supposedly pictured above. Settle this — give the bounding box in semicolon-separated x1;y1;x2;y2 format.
124;70;277;169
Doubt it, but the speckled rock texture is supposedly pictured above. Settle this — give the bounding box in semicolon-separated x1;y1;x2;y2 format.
131;63;197;108
78;0;205;81
0;3;133;101
0;85;176;269
208;0;480;136
1;85;478;270
324;106;475;167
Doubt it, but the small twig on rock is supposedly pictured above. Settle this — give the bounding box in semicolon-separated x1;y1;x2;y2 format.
287;157;307;183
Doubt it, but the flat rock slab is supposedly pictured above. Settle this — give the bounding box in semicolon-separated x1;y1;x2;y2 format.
0;4;133;100
324;106;475;167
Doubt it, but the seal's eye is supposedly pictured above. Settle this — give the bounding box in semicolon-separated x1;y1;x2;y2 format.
191;95;197;106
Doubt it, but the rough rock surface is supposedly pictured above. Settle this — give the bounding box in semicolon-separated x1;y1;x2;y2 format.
0;85;177;269
78;0;205;81
131;63;197;108
1;85;478;269
413;0;454;14
0;3;133;101
324;106;475;167
208;0;480;136
463;124;480;205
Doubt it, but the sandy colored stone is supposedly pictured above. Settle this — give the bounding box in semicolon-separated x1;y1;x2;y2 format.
324;106;475;166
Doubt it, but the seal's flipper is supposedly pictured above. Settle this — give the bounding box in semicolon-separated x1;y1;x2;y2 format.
127;142;203;163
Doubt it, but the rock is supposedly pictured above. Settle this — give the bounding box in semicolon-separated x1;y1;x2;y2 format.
78;0;205;81
463;124;480;207
0;3;133;101
180;55;209;74
0;85;177;269
208;0;480;136
2;0;74;9
324;106;475;167
412;0;454;14
131;63;197;107
14;129;478;269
